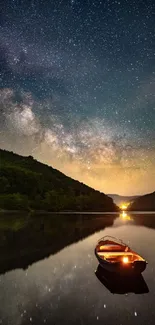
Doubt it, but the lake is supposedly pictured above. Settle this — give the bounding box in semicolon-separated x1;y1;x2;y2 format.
0;211;155;325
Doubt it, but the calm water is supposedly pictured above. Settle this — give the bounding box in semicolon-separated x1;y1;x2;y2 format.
0;212;155;325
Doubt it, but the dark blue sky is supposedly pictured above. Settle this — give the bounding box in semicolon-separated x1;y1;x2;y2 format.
0;0;155;194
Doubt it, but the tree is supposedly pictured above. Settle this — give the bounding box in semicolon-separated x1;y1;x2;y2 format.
0;177;10;193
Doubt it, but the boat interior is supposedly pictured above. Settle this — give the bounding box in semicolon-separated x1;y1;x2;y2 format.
96;238;145;263
98;243;129;252
97;251;145;263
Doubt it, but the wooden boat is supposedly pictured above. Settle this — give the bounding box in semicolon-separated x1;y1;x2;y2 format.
95;236;147;274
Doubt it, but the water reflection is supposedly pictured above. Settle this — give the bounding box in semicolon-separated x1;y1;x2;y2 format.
95;265;149;295
120;211;133;221
0;212;155;325
0;212;155;276
115;211;155;229
0;213;116;275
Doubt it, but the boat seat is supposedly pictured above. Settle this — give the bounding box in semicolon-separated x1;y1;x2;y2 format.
98;244;127;252
98;252;133;256
97;252;144;262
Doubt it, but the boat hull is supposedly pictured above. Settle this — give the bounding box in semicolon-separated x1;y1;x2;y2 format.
95;248;147;274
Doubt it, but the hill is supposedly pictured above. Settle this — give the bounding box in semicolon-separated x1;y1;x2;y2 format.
0;149;118;212
128;191;155;211
108;194;139;206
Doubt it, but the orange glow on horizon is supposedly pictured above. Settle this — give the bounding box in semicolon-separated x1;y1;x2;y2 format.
121;205;127;210
120;202;130;210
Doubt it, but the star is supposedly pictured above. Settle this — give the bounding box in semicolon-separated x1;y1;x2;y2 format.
0;0;155;195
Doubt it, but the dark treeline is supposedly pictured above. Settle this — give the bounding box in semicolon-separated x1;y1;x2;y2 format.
0;149;118;212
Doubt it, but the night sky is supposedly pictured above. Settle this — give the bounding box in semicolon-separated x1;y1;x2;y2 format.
0;0;155;195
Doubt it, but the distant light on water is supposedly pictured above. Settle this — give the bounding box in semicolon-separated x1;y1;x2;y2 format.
122;211;127;218
120;211;131;221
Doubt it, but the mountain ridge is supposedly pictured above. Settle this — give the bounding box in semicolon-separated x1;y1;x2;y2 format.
128;191;155;211
107;194;140;206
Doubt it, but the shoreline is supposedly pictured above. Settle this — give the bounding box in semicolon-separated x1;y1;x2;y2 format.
0;209;155;215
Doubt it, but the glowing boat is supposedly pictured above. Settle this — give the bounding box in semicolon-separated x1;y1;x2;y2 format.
95;236;147;274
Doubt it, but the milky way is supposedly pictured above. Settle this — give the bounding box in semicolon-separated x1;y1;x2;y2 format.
0;0;155;195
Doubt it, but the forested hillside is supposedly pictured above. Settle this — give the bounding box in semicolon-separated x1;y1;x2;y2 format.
0;149;118;212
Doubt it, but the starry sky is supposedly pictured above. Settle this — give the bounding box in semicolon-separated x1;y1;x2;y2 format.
0;0;155;195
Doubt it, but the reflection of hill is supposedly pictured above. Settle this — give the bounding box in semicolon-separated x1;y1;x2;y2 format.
0;214;116;275
116;212;155;230
116;213;155;230
133;214;155;230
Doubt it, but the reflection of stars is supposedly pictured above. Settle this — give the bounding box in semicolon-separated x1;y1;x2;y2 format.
23;48;27;53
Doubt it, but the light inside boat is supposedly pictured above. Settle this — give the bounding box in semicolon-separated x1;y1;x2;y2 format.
122;256;129;264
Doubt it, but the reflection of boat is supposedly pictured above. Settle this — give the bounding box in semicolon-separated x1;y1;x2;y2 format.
95;264;149;294
95;236;147;274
